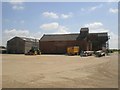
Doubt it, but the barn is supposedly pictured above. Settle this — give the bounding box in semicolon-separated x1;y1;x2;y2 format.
39;28;109;54
7;37;39;54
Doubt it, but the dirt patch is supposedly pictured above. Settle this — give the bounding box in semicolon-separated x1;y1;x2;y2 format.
2;53;118;88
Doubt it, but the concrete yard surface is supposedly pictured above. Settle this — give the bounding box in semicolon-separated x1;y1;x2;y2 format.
2;53;118;88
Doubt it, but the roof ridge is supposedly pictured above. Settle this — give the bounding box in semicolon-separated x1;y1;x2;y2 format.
19;36;39;40
89;32;108;34
44;33;79;36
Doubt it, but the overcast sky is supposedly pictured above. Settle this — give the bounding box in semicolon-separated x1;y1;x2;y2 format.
1;1;119;49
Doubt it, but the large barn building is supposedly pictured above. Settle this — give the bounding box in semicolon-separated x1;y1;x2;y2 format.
7;37;39;54
39;28;109;54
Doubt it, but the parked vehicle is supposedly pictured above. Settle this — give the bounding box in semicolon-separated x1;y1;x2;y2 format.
95;50;105;57
85;51;94;56
67;46;79;55
80;51;88;57
25;46;41;55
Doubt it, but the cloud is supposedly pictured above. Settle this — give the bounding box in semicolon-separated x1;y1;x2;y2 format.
89;6;98;11
85;22;103;28
10;2;23;5
42;12;73;19
42;12;59;19
61;13;73;19
4;29;42;39
84;22;106;32
81;8;85;11
9;0;25;10
89;4;103;11
55;26;70;34
109;8;118;14
81;4;103;12
4;29;29;37
40;22;70;34
12;5;24;10
9;0;25;4
40;22;59;30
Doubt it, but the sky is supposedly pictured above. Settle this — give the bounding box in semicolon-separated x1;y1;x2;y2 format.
1;0;119;49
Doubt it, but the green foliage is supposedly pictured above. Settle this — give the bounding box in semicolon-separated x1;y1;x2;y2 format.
109;49;120;53
118;49;120;54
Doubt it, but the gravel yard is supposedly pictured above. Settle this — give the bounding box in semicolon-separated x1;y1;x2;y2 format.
1;53;118;88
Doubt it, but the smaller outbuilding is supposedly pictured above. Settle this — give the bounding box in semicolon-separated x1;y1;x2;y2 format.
7;36;39;54
0;46;7;54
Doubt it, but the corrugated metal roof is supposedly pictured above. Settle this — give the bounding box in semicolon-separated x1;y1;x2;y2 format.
40;34;79;41
86;32;108;41
18;37;39;42
89;32;108;37
40;32;108;41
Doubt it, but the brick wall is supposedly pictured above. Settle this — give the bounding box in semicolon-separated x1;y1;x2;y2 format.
39;40;88;54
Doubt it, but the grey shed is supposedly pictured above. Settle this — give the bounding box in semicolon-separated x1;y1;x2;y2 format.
7;36;39;54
